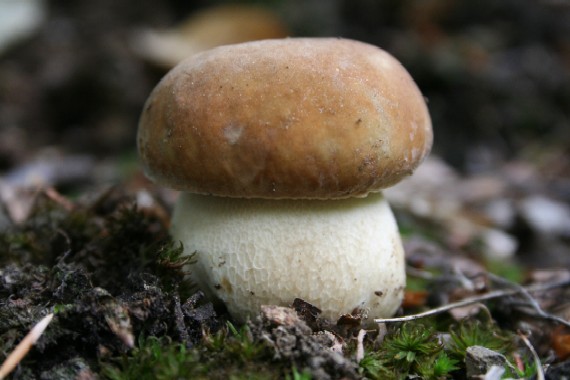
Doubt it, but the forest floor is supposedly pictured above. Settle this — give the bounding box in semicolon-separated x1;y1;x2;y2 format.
1;1;569;379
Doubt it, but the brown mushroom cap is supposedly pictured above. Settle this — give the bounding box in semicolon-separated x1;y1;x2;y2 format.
138;38;433;199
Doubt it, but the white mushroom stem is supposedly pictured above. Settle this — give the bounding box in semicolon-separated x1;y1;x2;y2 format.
171;192;405;323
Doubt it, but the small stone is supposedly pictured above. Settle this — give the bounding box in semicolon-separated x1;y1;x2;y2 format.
481;227;518;260
260;305;310;333
519;195;570;236
465;345;507;378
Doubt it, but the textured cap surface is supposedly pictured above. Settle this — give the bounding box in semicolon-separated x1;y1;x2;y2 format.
138;38;433;199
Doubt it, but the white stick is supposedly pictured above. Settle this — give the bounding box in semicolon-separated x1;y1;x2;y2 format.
355;329;366;363
0;313;54;379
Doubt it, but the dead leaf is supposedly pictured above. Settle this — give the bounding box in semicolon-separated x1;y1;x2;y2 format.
552;327;570;360
402;290;429;309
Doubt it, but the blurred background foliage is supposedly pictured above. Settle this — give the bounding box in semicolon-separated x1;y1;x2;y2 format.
0;0;568;173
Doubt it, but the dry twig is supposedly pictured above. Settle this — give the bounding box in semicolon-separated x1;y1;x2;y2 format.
489;273;570;328
374;281;570;324
518;331;545;380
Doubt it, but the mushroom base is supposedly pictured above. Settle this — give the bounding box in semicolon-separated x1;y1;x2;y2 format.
171;192;405;324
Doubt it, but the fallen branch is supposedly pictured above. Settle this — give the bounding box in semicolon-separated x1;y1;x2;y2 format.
374;281;570;324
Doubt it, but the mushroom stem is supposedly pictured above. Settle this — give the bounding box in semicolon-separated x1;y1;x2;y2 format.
171;192;405;323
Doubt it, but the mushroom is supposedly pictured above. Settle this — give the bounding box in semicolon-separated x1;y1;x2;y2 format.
131;4;288;68
137;38;433;323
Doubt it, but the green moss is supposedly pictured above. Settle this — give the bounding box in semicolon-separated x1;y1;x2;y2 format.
358;321;454;379
448;320;514;360
503;358;538;379
101;336;201;380
358;318;520;379
358;352;396;380
382;323;443;374
416;352;459;379
286;366;313;380
100;324;298;380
